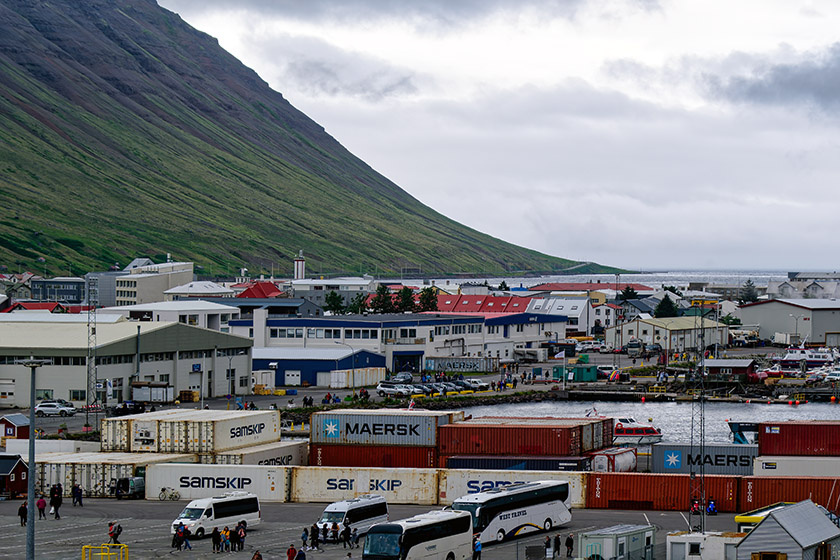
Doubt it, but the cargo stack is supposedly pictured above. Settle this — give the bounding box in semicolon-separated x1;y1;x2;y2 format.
309;409;464;468
438;416;616;471
754;420;840;476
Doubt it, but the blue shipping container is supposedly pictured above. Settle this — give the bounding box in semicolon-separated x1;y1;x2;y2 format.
444;455;591;471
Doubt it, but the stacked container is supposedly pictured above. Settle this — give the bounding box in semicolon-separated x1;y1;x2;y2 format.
199;440;308;466
309;409;463;468
755;420;840;477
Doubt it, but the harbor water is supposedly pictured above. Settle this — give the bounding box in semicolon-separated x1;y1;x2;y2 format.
462;400;840;444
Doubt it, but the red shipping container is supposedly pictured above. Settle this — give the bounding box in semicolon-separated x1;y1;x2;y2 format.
740;477;840;511
437;423;582;456
309;444;438;469
758;421;840;456
586;473;739;513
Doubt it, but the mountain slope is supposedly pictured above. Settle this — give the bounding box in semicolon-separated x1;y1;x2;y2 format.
0;0;616;277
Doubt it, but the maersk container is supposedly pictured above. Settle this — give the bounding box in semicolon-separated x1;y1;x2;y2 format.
291;466;439;505
146;463;289;501
35;452;197;498
437;469;587;508
437;423;582;456
589;447;637;473
310;444;438;469
310;409;462;447
443;455;591;472
200;441;308;466
753;455;840;477
650;443;756;476
757;421;840;456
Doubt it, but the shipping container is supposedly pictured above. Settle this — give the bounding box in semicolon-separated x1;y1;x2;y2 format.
310;409;462;447
35;452;197;498
101;409;282;453
437;469;587;508
443;455;591;472
740;476;840;511
200;441;308;466
310;444;438;469
146;463;289;502
437;423;581;456
588;447;637;473
754;455;840;477
459;417;612;453
650;444;757;476
586;473;739;513
757;421;840;456
329;367;387;389
5;439;100;455
423;356;498;373
291;466;438;505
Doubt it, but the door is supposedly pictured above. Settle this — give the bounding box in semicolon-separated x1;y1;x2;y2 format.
285;371;301;386
670;542;686;560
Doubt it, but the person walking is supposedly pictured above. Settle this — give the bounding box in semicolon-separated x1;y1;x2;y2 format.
301;526;309;549
310;523;321;551
173;523;186;551
565;533;574;558
237;522;247;551
72;484;84;507
108;521;122;544
286;543;298;560
331;521;339;542
211;527;221;553
50;490;62;520
18;502;27;526
321;523;328;543
295;547;307;560
182;527;192;551
553;534;561;558
341;524;352;549
351;528;359;548
36;495;46;520
472;538;481;560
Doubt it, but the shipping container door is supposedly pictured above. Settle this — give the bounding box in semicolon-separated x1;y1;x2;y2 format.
670;543;686;560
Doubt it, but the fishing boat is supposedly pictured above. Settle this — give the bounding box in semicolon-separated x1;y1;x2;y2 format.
773;347;835;370
613;417;663;445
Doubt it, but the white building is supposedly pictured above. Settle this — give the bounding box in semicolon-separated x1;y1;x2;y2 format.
605;316;729;355
164;281;234;301
738;298;840;346
667;531;743;560
288;276;377;307
99;300;240;332
115;261;194;306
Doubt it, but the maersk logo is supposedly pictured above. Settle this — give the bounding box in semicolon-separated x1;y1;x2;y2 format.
323;420;340;438
664;450;682;469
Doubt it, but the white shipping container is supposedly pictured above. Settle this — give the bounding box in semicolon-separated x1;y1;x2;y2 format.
590;447;637;472
146;463;290;501
330;368;388;389
291;466;438;505
437;469;587;508
200;441;308;466
35;452;197;497
5;439;100;454
100;409;195;452
753;455;840;477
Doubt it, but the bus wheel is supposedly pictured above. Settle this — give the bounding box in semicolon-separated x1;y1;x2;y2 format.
543;518;553;531
496;529;505;542
446;554;455;560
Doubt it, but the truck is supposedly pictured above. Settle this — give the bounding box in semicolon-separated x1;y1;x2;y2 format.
773;332;801;347
626;338;643;358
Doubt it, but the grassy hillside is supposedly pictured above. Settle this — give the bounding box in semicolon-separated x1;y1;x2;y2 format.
0;0;618;277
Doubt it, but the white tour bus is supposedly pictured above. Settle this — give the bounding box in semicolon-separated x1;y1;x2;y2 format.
451;480;571;544
363;510;472;560
171;491;261;537
317;494;389;540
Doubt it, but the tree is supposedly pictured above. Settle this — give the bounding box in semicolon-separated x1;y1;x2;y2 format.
418;287;438;312
740;279;759;304
662;285;682;297
370;285;396;314
654;294;679;318
720;313;742;326
498;280;509;291
396;286;417;313
619;286;639;301
346;293;368;314
324;290;345;315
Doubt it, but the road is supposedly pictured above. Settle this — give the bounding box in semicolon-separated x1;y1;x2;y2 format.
0;498;736;559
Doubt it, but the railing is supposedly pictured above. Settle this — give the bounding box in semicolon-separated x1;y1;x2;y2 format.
81;544;129;560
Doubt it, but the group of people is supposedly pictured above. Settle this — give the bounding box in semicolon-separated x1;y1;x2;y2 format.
208;522;248;553
321;393;343;405
544;533;575;558
299;522;360;552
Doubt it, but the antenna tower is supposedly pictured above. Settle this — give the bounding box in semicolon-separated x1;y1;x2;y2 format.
688;307;706;532
86;276;99;427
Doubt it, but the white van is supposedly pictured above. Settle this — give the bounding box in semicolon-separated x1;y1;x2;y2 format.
316;494;388;540
171;491;261;537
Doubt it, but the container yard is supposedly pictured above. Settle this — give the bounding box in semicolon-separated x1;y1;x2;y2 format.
146;463;289;501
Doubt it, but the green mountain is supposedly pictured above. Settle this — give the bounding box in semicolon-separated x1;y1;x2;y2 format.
0;0;618;277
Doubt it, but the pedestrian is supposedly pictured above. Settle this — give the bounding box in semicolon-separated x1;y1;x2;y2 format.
50;491;62;520
295;547;307;560
301;526;309;549
472;538;481;560
237;522;247;551
109;521;122;544
553;534;561;558
36;495;46;519
221;526;231;552
211;527;221;553
544;535;552;556
565;533;574;558
331;521;340;542
251;551;263;560
173;523;185;551
18;501;27;526
321;523;328;543
229;522;241;551
341;524;352;548
286;543;298;560
182;527;192;551
351;527;359;548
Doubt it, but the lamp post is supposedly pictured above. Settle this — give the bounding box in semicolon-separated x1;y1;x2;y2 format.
789;314;803;343
18;358;50;560
334;340;356;395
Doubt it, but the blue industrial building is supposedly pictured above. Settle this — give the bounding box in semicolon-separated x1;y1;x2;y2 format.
252;347;385;387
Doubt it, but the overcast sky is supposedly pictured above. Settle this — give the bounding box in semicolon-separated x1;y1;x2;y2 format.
159;0;840;271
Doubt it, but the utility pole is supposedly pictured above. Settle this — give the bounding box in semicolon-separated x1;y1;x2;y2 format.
85;275;98;427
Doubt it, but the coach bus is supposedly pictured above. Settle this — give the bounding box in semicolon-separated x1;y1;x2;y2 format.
362;510;472;560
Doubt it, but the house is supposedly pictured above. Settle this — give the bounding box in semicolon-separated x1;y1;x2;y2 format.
289;276;377;307
0;454;28;497
0;414;30;439
3;301;69;313
736;500;840;560
236;281;285;299
704;359;755;378
605;316;729;355
30;276;87;303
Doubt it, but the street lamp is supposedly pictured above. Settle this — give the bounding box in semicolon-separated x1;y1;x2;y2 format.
18;358;50;560
790;314;803;344
334;340;356;395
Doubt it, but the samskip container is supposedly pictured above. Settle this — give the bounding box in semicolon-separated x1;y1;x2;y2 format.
437;423;582;456
146;463;289;501
757;421;840;456
650;444;756;476
291;466;438;505
586;473;739;513
309;444;438;469
310;409;461;446
200;441;308;466
740;476;840;511
443;455;591;472
437;469;587;508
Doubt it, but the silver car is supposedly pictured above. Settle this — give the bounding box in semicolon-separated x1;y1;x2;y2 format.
34;402;76;417
376;383;412;397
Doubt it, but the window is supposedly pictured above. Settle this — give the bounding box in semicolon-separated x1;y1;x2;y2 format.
36;389;54;400
159;374;170;383
69;389;86;401
239;377;248;388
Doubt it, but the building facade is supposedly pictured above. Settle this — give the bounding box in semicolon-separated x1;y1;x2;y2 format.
114;261;194;306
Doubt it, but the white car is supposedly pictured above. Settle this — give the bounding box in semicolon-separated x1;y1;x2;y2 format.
824;372;840;382
466;378;491;391
376;383;412;397
34;402;76;417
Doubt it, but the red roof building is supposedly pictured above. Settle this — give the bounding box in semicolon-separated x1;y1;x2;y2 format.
2;301;68;313
237;282;285;299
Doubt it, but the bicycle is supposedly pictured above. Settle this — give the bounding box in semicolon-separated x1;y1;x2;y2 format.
158;486;181;501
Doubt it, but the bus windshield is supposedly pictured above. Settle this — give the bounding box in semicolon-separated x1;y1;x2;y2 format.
450;503;480;530
363;526;402;559
178;508;204;520
319;511;345;524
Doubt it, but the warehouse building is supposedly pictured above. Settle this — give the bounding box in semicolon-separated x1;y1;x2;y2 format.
739;299;840;346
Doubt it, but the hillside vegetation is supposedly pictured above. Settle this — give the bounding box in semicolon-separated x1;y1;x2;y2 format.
0;0;617;277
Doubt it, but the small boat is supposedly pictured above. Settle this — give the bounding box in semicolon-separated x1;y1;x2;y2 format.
773;347;835;370
613;417;663;445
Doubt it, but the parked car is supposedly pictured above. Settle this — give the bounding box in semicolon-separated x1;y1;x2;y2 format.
376;383;412;397
824;372;840;383
34;402;76;417
40;398;72;407
110;401;146;417
389;372;414;384
466;378;490;391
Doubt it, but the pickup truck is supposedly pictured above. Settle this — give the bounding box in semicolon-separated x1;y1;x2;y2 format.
466;378;490;391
